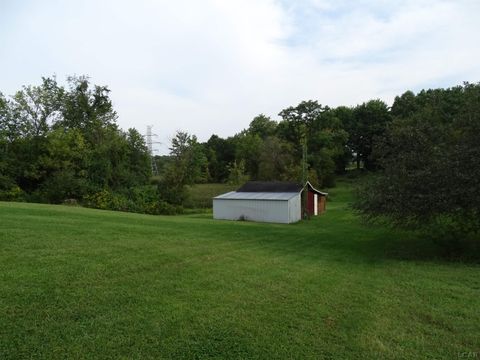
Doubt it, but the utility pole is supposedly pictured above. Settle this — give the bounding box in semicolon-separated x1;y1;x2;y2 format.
301;124;308;219
301;124;308;185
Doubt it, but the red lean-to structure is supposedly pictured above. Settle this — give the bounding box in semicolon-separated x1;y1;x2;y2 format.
304;181;327;216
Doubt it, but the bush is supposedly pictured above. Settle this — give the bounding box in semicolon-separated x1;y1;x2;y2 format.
0;175;25;201
424;216;480;259
0;185;25;202
83;187;182;215
37;170;89;204
157;180;189;206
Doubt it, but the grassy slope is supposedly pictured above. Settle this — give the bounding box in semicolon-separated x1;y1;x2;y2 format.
0;181;478;359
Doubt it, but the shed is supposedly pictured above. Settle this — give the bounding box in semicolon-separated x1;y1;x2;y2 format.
305;181;328;216
213;181;327;224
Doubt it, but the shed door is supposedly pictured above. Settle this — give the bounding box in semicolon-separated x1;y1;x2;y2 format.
314;194;318;215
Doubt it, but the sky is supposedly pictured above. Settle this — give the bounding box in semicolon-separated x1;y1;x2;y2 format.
1;0;479;153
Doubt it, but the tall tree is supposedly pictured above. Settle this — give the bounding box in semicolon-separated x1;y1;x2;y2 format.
391;90;418;118
278;101;348;186
0;93;14;194
126;128;150;185
351;100;391;170
10;77;64;137
277;100;326;159
355;83;480;253
247;114;277;139
159;131;208;205
332;106;355;173
37;128;89;202
258;136;297;181
204;134;235;182
59;76;117;141
233;132;262;179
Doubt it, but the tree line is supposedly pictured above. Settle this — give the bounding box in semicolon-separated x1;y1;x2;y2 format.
155;98;392;193
1;76;479;247
0;76;164;213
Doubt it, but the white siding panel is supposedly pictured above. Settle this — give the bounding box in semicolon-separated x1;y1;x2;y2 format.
288;194;301;223
213;199;291;224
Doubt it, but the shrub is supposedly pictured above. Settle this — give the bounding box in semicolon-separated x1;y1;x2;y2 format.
0;185;25;202
83;187;182;215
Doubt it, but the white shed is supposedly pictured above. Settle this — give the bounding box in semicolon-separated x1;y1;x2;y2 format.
213;181;303;224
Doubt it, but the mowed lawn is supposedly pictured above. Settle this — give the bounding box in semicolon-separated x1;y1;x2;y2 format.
0;182;479;359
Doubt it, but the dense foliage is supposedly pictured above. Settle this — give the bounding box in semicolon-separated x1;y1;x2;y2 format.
193;100;389;188
0;76;156;212
354;83;480;253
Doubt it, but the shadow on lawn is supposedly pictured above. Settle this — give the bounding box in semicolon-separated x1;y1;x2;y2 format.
187;205;479;264
221;220;479;265
352;223;480;264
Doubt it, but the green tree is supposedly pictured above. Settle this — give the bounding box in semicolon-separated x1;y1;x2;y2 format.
277;101;348;186
258;136;298;181
308;109;349;186
355;83;480;254
333;106;355;172
277;100;326;159
0;92;13;142
59;76;117;137
159;131;208;205
0;93;17;197
10;77;64;137
37;128;89;202
204;135;236;182
0;76;152;205
233;132;262;179
391;90;418;118
227;159;249;185
126;128;150;184
247;114;277;139
351;100;391;170
169;131;208;184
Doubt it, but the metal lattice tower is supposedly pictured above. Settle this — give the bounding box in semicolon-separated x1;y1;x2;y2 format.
146;125;160;176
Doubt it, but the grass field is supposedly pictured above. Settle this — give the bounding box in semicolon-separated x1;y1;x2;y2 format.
1;181;479;359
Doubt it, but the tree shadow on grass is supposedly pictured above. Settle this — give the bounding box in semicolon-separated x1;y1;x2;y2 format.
357;223;480;264
219;219;480;265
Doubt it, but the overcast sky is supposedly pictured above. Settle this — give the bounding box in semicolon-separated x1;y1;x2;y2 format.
1;0;479;153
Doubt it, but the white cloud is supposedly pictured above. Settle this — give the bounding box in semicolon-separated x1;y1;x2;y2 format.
1;0;479;153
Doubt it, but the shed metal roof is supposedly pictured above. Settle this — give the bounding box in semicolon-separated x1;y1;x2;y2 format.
213;191;299;201
236;181;303;193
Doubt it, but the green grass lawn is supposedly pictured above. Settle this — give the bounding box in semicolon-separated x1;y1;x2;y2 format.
0;181;479;359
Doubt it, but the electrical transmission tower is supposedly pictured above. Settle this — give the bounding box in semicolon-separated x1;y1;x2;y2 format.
145;125;160;176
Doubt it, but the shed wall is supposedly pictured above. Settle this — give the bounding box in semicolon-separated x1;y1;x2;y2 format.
213;199;292;224
307;190;315;215
288;195;302;223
